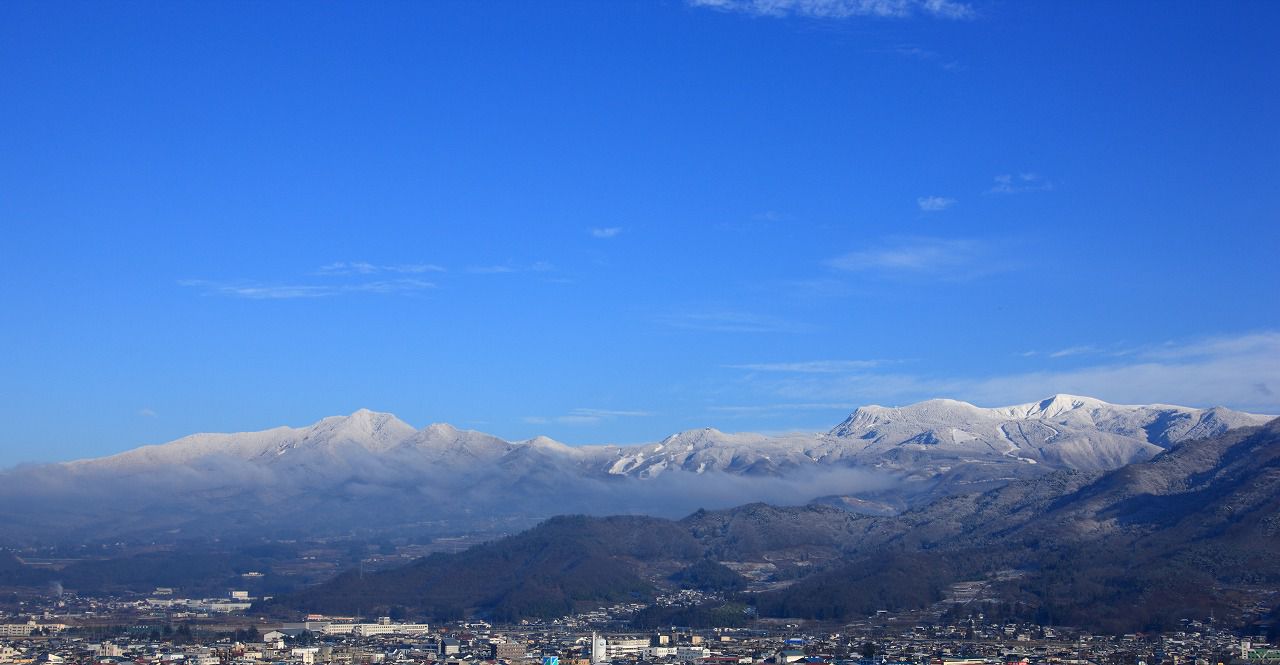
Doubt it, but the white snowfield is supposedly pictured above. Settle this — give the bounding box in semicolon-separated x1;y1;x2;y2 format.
5;394;1269;540
69;394;1272;480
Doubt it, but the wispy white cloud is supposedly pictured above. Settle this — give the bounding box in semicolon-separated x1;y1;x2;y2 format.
138;408;158;418
690;0;975;20
825;236;1003;279
1048;345;1099;359
728;360;886;373
1141;333;1277;363
575;408;652;418
589;227;623;239
917;195;956;212
741;331;1280;415
659;310;812;334
180;278;435;299
1022;344;1135;360
524;408;653;426
880;45;963;70
316;261;446;275
184;261;449;299
989;172;1054;194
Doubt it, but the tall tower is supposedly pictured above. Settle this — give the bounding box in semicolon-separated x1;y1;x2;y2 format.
592;632;607;664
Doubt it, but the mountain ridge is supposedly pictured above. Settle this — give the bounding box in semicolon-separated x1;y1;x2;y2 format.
261;418;1280;632
2;395;1270;544
62;393;1271;470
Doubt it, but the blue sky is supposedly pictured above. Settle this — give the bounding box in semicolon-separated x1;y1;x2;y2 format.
1;0;1277;466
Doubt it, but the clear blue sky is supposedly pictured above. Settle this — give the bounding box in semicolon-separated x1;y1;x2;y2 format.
2;0;1277;467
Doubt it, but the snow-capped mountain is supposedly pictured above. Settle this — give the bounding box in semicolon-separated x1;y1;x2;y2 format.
827;393;1266;470
1;396;1270;543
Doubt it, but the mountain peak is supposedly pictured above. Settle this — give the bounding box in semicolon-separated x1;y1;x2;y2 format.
313;409;417;449
658;427;731;447
524;435;571;450
1027;393;1110;417
1044;393;1098;405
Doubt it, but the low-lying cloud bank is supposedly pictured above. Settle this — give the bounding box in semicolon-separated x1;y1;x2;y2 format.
0;450;896;545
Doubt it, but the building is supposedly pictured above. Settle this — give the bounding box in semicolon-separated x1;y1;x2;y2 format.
494;640;526;662
605;638;650;659
321;618;430;637
0;624;35;638
0;622;63;638
591;633;607;664
676;647;710;662
1237;642;1280;665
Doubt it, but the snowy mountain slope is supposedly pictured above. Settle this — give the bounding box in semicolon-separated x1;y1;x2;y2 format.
66;395;1267;478
1;395;1269;543
828;394;1269;471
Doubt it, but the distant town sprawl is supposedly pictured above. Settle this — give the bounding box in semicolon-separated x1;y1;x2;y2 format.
2;588;1279;665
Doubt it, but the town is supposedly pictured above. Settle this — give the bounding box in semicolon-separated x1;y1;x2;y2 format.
2;590;1277;665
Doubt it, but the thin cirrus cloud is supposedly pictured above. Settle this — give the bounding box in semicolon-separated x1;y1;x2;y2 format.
1022;344;1135;360
989;172;1054;194
738;331;1280;415
589;227;623;239
917;195;956;212
825;236;1003;279
524;408;652;426
179;278;435;299
316;261;446;275
182;261;444;299
879;45;963;71
1048;345;1102;359
688;0;975;20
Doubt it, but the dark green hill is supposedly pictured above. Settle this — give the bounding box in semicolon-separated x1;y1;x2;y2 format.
670;558;747;592
263;514;702;621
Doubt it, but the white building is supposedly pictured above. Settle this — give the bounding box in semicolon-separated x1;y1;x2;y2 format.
592;633;607;664
352;622;430;637
321;617;429;637
605;638;650;659
0;623;35;638
0;621;63;637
